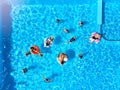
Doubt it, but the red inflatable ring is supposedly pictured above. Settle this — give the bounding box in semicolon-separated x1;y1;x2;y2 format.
30;46;40;54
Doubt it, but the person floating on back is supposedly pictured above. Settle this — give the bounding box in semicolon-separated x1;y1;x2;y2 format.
57;53;68;66
89;32;101;44
25;45;43;56
44;36;54;48
68;36;76;43
41;74;53;83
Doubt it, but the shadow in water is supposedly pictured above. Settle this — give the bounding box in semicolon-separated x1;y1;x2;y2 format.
28;65;36;70
78;51;89;59
1;4;16;90
17;81;26;85
81;21;88;25
47;72;60;80
54;35;62;45
66;49;75;60
69;28;75;33
40;44;52;53
50;73;59;78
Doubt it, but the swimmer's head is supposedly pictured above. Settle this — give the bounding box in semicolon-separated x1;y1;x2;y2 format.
50;36;54;41
55;19;60;23
73;37;76;39
72;37;76;40
79;21;83;26
79;53;83;59
22;68;28;74
30;47;36;51
63;29;69;33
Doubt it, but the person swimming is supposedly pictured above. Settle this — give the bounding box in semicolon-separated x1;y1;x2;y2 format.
68;37;76;43
57;53;68;66
55;19;60;23
44;36;54;48
78;52;83;59
79;21;83;26
63;28;69;33
22;68;28;74
41;74;53;83
25;45;43;56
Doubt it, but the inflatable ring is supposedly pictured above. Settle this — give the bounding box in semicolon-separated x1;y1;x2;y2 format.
30;46;40;54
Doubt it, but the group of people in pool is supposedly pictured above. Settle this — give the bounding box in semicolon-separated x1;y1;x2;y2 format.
22;19;101;82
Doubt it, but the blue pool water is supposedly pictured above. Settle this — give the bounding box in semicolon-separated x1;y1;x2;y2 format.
0;0;120;90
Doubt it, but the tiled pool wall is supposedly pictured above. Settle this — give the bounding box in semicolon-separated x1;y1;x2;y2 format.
0;3;3;87
0;2;16;90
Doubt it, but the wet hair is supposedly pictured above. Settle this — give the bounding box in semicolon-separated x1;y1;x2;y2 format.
22;68;28;73
50;37;54;41
45;78;49;81
79;21;83;26
79;54;83;59
55;19;60;23
30;47;36;51
92;36;99;40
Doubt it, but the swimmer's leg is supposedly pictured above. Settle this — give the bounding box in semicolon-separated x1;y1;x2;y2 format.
38;53;43;57
25;51;31;56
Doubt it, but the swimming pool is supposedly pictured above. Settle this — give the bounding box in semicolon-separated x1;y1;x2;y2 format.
0;0;120;90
